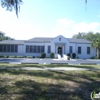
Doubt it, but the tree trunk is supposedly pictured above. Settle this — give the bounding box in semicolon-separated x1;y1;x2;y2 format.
97;48;99;59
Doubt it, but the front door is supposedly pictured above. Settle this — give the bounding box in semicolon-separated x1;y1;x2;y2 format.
58;47;62;57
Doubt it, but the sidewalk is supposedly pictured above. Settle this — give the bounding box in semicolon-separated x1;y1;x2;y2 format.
0;67;100;71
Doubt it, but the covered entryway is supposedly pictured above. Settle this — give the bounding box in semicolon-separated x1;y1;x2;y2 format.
58;47;62;57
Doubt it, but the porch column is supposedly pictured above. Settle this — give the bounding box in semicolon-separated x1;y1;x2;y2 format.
62;46;64;54
56;46;58;54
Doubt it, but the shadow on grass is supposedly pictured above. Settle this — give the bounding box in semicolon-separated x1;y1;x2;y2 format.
0;64;100;69
0;69;100;100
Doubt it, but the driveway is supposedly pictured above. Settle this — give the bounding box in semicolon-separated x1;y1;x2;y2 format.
0;66;100;71
0;58;100;65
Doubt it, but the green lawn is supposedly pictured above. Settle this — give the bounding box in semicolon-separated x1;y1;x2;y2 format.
0;69;100;100
0;63;100;69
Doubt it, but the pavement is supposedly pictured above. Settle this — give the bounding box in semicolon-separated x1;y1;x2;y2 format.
0;58;100;65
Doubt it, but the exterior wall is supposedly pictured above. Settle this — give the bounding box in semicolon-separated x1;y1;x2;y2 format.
75;43;96;59
0;35;97;59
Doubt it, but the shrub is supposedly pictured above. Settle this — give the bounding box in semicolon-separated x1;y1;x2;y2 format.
67;53;70;57
90;56;98;59
41;52;46;58
33;56;35;58
16;56;24;58
9;56;16;58
50;53;54;58
72;53;76;59
27;56;33;58
67;53;70;60
36;56;40;58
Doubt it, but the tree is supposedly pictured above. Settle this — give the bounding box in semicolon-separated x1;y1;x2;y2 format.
0;31;14;41
91;33;100;58
1;0;23;17
73;32;95;41
73;32;86;39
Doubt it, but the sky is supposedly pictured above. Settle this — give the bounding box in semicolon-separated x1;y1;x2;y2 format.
0;0;100;40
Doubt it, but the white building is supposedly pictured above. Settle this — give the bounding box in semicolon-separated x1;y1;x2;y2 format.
0;35;96;59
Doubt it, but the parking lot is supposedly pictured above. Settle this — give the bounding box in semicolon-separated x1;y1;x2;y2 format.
0;58;100;65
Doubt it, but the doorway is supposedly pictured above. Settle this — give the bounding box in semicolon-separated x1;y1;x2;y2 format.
58;47;62;57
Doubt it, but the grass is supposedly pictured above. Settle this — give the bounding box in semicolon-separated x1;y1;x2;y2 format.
0;69;100;100
0;63;100;69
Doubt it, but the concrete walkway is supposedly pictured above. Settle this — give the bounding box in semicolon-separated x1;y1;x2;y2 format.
0;67;100;71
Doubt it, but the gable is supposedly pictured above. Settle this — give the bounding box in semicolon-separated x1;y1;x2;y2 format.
52;35;69;43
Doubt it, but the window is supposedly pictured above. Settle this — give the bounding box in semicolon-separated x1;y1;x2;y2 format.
78;47;81;54
0;45;3;52
0;45;18;53
69;46;72;53
30;46;33;52
41;46;44;53
26;45;30;53
87;47;90;54
11;45;14;52
37;46;41;53
48;46;51;53
7;45;10;52
15;45;18;52
34;46;37;53
4;45;6;52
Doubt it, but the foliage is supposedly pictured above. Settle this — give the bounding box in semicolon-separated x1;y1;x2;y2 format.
1;0;23;17
72;53;76;59
41;52;46;58
50;52;54;58
36;56;41;58
0;31;14;41
67;53;70;57
16;56;24;58
9;56;16;58
72;32;95;41
90;56;98;59
27;56;33;58
67;53;70;60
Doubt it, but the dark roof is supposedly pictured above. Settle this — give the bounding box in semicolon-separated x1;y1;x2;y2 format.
28;37;92;43
0;37;92;44
0;40;24;44
67;38;92;43
28;37;53;42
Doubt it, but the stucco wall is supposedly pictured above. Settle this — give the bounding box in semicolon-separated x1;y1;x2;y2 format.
75;43;96;59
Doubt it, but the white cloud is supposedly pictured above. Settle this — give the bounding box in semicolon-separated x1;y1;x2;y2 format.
0;13;100;40
52;19;100;37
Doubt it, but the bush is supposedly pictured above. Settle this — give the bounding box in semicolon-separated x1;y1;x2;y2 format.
41;52;46;58
50;53;54;58
67;53;70;60
90;56;98;59
16;56;24;58
67;53;70;57
36;56;40;58
0;55;8;58
9;56;16;58
27;56;33;58
72;53;76;59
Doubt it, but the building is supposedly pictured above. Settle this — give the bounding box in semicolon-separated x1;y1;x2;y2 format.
0;35;96;59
